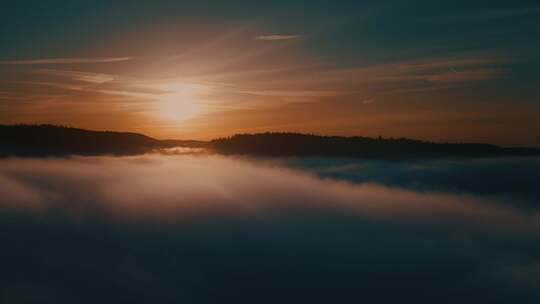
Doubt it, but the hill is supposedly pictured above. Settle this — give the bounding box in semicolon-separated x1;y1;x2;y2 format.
0;124;205;157
2;125;539;159
211;133;540;159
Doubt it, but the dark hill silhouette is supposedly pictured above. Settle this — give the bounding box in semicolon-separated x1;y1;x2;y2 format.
211;133;540;159
2;125;539;159
0;124;206;157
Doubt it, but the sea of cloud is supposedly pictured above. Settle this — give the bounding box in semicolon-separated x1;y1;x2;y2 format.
0;154;538;303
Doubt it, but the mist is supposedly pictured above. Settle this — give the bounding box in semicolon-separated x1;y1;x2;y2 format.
1;154;539;303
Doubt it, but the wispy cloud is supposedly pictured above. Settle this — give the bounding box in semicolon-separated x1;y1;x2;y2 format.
429;7;540;23
254;34;303;41
237;89;347;98
33;69;119;84
427;68;504;83
242;54;508;91
0;57;132;65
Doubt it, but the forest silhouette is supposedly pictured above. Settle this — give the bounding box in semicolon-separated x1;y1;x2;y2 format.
1;124;539;159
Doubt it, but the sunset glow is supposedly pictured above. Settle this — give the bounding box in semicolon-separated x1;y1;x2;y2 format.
155;84;203;122
1;2;539;302
1;1;539;145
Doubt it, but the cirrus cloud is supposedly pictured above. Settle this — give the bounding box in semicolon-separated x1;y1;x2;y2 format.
0;57;133;65
254;34;303;41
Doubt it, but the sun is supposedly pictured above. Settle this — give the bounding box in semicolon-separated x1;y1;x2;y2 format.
157;84;202;122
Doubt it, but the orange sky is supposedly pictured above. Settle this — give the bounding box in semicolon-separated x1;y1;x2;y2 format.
1;2;539;146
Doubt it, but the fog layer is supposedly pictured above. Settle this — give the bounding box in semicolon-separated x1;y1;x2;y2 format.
0;155;538;303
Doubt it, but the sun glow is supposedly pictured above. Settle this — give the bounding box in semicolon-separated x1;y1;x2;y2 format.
157;84;203;122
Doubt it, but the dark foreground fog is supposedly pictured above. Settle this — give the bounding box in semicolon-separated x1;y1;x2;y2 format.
0;154;539;303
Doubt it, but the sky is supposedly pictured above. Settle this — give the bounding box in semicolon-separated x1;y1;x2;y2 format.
1;0;539;146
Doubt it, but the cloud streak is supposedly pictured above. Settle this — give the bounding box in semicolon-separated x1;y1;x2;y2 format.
254;34;303;41
33;69;119;84
0;57;133;65
431;6;540;23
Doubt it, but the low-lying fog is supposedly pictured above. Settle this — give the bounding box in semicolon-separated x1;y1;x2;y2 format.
0;154;539;303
